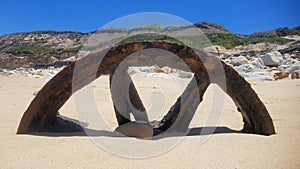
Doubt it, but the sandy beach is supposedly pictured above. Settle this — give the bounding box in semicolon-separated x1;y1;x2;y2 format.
0;74;300;168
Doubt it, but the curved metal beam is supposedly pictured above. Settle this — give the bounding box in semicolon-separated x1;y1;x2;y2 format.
17;41;275;135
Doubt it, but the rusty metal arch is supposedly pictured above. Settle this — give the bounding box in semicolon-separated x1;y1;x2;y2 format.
17;41;275;135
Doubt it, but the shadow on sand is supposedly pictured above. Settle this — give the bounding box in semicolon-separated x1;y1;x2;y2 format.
29;126;244;139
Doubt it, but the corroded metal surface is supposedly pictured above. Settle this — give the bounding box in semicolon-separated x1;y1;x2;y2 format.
17;41;275;136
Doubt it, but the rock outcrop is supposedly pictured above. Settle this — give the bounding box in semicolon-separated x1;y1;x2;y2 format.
0;31;84;69
1;24;299;70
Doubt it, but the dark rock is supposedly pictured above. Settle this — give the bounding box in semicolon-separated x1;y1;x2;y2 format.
279;41;300;55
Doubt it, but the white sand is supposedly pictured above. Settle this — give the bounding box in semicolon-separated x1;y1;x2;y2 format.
0;74;299;168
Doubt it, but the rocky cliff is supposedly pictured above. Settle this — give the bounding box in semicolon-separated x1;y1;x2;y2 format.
0;31;85;68
0;22;299;69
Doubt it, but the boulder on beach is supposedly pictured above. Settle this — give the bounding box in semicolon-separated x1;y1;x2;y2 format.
250;58;266;69
115;121;154;139
291;70;300;79
161;66;172;74
127;67;142;75
274;72;290;80
284;61;300;73
243;72;274;81
231;55;249;66
0;70;14;76
259;51;283;66
178;71;193;78
234;64;257;73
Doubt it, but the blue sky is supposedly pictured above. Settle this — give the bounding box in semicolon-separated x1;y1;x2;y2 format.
1;0;299;36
